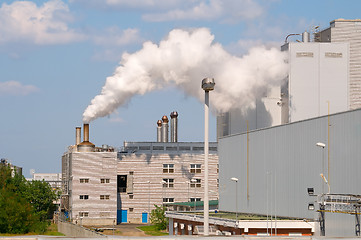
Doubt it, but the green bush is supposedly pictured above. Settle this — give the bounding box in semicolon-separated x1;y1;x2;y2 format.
149;205;168;230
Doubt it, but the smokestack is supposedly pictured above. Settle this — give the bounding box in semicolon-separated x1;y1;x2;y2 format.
83;123;90;142
77;123;95;152
161;115;169;142
75;127;81;145
170;111;178;142
157;120;162;142
302;31;310;42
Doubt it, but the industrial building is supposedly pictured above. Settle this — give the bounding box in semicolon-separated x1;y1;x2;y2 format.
217;19;361;237
61;113;218;225
218;18;361;137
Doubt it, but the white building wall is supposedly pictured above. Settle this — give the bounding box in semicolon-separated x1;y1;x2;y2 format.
286;42;349;123
70;152;117;225
117;152;219;223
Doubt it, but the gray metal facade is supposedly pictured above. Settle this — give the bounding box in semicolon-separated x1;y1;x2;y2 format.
218;109;361;236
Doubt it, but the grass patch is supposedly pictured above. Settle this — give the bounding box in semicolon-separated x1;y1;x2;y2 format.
42;223;65;236
0;223;65;236
137;225;168;236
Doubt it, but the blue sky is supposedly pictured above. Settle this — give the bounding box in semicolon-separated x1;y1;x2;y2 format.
0;0;360;177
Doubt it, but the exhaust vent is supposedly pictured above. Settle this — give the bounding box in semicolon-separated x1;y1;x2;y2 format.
161;115;169;142
77;123;95;152
170;111;178;142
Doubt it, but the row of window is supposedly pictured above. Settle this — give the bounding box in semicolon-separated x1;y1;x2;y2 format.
163;164;203;173
79;195;110;200
162;178;202;188
80;178;110;183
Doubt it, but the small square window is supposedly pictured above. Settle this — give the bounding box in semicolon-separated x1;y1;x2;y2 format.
129;195;134;199
129;171;134;175
129;208;134;212
80;195;89;200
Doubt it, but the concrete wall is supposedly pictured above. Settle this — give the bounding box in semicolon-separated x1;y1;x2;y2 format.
58;221;106;238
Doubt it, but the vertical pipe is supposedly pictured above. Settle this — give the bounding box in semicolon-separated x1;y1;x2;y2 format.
157;120;162;142
83;123;90;142
327;101;330;190
247;120;249;202
170;111;178;142
161;116;169;142
204;90;209;236
76;127;81;145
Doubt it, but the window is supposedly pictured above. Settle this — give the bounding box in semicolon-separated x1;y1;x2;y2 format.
190;179;201;188
129;195;134;199
100;195;110;200
129;208;134;212
80;178;89;183
163;198;174;203
79;212;89;217
162;178;174;188
79;195;89;200
190;198;201;202
163;164;174;173
129;171;134;175
101;178;110;183
190;164;201;173
217;164;219;173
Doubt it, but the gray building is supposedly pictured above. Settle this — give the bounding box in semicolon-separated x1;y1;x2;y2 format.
218;108;361;236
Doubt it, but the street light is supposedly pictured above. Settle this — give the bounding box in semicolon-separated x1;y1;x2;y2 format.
316;142;326;194
147;181;150;223
161;180;166;205
231;177;239;221
191;179;197;210
202;77;215;236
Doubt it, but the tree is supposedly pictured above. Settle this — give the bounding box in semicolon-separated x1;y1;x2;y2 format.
0;164;57;233
150;204;168;230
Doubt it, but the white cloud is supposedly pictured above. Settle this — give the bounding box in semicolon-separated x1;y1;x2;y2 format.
143;0;264;22
0;81;39;96
93;28;141;46
70;0;263;23
0;0;84;45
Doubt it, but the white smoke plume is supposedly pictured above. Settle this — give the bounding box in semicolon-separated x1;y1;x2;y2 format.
83;28;288;123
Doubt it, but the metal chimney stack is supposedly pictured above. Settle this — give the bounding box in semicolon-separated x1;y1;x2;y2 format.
170;111;178;142
156;120;162;142
161;115;169;142
77;123;95;152
75;127;81;145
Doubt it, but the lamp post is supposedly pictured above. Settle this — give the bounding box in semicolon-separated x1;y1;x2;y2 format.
316;142;326;194
147;181;150;223
191;179;197;210
231;177;239;221
161;180;166;205
201;77;215;236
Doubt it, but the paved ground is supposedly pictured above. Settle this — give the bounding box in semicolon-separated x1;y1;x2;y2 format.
91;223;150;236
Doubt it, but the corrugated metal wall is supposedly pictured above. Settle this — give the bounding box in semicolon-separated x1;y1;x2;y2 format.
219;109;361;236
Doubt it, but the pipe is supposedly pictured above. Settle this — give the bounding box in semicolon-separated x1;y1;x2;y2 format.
170;111;178;142
76;127;81;145
157;120;162;142
161;115;169;142
83;123;90;142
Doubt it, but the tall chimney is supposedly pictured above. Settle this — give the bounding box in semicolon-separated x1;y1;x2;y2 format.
75;127;81;145
83;123;90;142
170;111;178;142
161;115;169;142
157;120;162;142
77;123;95;152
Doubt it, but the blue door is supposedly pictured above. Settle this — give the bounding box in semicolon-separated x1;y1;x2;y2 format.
117;209;128;223
142;212;148;223
121;210;127;223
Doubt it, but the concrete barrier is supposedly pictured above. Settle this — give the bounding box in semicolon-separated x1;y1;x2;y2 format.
58;221;106;238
